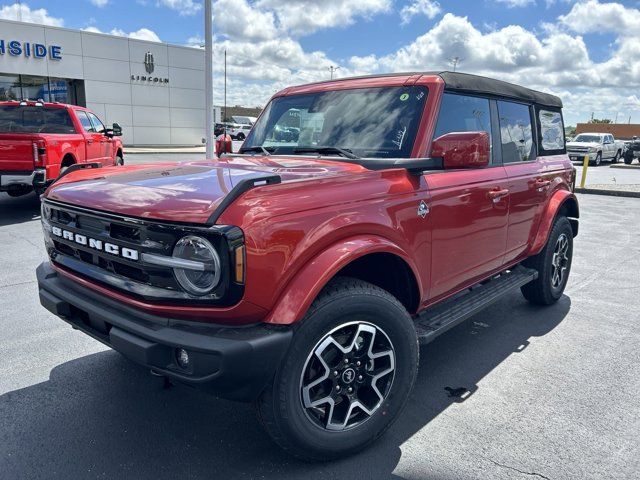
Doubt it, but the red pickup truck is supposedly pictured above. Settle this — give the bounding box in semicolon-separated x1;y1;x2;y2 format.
0;101;123;197
37;72;578;460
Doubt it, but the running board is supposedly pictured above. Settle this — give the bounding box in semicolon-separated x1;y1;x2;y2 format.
414;266;538;344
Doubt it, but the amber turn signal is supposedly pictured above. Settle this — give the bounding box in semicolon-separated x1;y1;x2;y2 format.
235;245;245;284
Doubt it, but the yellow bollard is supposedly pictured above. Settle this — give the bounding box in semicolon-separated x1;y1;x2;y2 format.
579;155;589;188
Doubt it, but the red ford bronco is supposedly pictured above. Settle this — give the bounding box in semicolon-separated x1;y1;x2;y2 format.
0;101;123;197
37;72;578;460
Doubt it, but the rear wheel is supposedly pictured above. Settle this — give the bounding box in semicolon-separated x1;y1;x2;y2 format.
256;277;419;461
521;216;573;305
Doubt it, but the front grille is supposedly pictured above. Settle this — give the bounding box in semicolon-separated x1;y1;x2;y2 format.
42;200;245;306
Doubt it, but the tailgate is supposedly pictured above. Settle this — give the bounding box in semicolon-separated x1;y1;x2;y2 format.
0;134;36;172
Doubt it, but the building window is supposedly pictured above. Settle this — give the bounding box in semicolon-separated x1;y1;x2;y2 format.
0;74;21;101
20;75;49;101
498;100;534;163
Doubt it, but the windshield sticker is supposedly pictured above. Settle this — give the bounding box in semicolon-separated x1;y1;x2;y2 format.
416;91;425;101
399;93;409;102
393;126;407;149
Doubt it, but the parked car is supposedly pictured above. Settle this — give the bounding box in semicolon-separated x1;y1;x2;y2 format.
623;136;640;165
0;100;123;197
227;123;252;141
566;132;624;166
37;72;578;461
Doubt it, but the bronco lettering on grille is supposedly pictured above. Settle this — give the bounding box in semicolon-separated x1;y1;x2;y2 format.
51;226;139;261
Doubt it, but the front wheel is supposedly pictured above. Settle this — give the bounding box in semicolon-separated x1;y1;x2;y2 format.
521;216;573;305
590;153;602;166
624;154;634;165
115;154;124;166
612;151;620;164
236;133;245;141
257;277;419;461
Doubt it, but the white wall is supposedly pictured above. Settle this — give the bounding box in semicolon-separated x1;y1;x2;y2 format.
0;19;206;146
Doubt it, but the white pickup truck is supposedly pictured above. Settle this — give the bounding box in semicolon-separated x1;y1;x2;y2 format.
566;133;625;166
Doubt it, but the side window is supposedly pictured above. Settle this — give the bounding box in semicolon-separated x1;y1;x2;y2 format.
497;101;534;163
538;108;565;152
87;112;106;133
76;111;95;133
434;93;492;158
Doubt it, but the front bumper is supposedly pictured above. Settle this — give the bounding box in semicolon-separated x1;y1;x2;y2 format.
567;152;594;161
37;262;292;401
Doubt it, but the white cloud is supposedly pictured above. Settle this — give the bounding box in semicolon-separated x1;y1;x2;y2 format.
83;26;162;42
494;0;535;7
559;0;640;34
213;0;278;41
256;0;391;35
0;2;63;26
400;0;441;25
157;0;202;16
90;0;109;7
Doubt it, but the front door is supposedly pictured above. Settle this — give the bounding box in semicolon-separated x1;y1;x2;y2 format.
76;110;103;162
87;112;113;164
426;93;509;300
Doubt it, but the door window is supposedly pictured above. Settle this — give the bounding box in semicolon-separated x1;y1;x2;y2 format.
498;101;534;163
87;112;106;134
76;111;95;132
433;93;492;162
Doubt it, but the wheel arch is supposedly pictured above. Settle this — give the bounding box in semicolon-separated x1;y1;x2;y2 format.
262;235;423;325
61;153;76;167
530;190;579;255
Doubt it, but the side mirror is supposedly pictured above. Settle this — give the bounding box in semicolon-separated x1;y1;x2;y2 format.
431;131;490;169
215;134;233;158
112;123;123;137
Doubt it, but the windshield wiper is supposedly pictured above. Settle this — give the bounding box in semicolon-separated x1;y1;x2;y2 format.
293;146;359;159
239;146;275;156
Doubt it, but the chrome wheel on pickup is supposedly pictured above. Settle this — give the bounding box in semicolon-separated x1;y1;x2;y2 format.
257;278;418;461
300;321;395;431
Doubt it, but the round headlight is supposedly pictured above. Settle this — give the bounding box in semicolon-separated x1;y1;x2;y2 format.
172;236;221;296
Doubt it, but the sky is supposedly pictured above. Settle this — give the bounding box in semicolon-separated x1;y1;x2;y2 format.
1;0;640;125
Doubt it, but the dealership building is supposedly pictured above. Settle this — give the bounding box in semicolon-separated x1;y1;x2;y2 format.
0;18;216;146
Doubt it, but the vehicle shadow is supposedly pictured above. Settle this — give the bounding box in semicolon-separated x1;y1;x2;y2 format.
0;192;41;227
0;293;570;480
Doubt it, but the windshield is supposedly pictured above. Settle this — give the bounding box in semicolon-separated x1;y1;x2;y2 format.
573;134;601;143
242;86;428;158
0;106;76;134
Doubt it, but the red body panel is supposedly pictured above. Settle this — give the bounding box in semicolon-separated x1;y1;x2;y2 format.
42;75;578;326
0;102;123;181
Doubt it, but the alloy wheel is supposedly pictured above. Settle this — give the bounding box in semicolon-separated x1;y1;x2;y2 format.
551;233;570;289
300;321;396;431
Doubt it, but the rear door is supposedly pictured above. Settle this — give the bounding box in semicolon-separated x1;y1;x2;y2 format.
500;100;552;264
75;110;103;162
426;93;509;299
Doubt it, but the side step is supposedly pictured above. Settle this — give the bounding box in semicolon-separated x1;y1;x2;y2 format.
414;266;538;344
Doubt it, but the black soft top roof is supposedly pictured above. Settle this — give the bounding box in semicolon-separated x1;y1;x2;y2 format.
437;71;562;108
291;71;563;109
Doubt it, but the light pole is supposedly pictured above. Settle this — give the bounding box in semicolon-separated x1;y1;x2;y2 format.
328;66;340;80
204;0;214;158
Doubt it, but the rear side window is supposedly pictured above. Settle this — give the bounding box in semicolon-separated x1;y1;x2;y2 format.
537;108;565;154
0;106;76;134
76;111;95;133
497;101;534;163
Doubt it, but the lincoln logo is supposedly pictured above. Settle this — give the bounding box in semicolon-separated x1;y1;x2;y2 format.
51;226;139;261
144;51;154;74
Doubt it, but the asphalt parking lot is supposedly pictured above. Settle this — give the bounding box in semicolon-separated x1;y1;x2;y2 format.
1;188;639;479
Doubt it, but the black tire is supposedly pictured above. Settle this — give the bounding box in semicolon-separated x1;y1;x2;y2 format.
612;151;620;164
256;277;419;461
521;216;573;305
116;154;124;166
236;133;245;141
590;152;602;166
624;154;633;165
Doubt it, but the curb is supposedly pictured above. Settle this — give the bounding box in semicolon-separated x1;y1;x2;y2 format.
575;188;640;198
610;164;640;170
